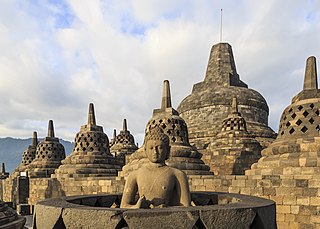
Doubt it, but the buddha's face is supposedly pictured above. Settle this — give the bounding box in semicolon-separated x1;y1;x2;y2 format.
145;139;169;163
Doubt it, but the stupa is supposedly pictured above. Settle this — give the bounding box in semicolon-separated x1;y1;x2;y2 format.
21;131;38;167
109;129;117;148
123;80;212;175
110;119;138;166
247;56;320;174
244;56;320;228
27;120;65;178
54;103;120;177
205;97;262;175
178;42;276;150
0;163;9;179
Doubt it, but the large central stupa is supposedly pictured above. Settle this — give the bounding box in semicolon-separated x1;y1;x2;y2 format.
177;42;276;150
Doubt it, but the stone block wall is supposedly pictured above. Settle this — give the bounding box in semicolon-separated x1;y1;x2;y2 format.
28;177;125;206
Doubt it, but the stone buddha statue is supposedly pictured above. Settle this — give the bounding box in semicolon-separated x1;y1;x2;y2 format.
120;127;191;209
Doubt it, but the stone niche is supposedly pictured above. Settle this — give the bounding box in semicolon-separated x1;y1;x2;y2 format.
33;193;276;229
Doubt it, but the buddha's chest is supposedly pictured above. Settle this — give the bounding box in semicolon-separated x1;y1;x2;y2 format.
137;170;175;199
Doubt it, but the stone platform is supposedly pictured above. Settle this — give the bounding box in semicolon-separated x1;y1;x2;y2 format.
33;192;276;229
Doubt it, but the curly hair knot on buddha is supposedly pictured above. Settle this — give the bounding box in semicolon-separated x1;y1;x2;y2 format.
144;126;169;145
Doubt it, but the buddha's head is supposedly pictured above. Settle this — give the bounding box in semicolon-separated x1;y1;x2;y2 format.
144;127;170;164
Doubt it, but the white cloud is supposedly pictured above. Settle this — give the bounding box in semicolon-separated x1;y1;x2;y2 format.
0;0;319;147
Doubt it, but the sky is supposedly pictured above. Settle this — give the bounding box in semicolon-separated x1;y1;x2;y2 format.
0;0;319;145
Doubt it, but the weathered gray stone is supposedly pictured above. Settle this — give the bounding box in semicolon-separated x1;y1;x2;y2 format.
177;42;276;150
123;208;199;229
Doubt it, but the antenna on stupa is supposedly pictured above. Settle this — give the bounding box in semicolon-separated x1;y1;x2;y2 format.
32;131;38;147
88;103;96;125
304;56;318;90
123;119;128;131
161;80;172;109
220;9;223;42
232;96;238;114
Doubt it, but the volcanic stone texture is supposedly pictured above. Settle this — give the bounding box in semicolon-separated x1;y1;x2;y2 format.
244;56;320;229
0;200;25;229
178;43;276;151
54;103;120;178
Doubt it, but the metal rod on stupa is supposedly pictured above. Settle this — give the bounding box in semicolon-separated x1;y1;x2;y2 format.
32;131;38;147
161;80;172;109
304;56;318;90
88;103;96;125
123;119;128;131
47;120;55;138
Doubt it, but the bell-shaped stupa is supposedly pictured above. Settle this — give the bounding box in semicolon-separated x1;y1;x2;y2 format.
205;97;262;175
123;80;212;175
178;42;276;150
28;120;65;178
21;131;38;167
110;119;138;166
247;56;320;175
54;103;120;178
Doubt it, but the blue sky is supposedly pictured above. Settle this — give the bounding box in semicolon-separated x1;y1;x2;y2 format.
0;0;319;146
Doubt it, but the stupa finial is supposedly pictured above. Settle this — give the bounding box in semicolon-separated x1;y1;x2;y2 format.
123;119;128;131
161;80;172;109
232;96;238;114
304;56;318;90
32;131;38;147
88;103;96;125
113;129;117;139
1;163;5;174
47;120;55;138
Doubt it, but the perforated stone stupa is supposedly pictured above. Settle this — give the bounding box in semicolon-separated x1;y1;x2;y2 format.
21;131;38;167
204;97;262;175
27;120;65;178
245;56;320;228
123;80;212;175
178;42;276;150
110;119;138;166
54;103;120;177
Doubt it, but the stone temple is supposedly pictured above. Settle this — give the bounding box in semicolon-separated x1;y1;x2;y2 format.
1;41;320;229
178;42;276;151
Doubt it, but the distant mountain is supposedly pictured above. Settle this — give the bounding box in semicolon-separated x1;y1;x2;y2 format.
0;137;74;172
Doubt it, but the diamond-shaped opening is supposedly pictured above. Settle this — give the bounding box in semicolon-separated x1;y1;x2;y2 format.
303;111;309;117
281;131;284;135
283;115;287;121
316;110;320;116
289;128;295;134
192;218;206;229
172;137;176;142
115;217;129;229
52;214;66;229
301;126;308;133
291;113;297;119
159;119;163;123
172;124;176;129
296;119;302;126
288;108;293;112
310;103;314;109
286;122;291;127
298;105;303;111
316;125;320;131
309;118;315;124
